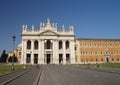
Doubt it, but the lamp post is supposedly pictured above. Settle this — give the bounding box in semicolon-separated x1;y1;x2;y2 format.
12;35;16;71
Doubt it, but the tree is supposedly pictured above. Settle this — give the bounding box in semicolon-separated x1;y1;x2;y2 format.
8;55;18;62
8;56;12;62
0;50;8;63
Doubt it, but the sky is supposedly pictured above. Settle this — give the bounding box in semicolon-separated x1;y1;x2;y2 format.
0;0;120;54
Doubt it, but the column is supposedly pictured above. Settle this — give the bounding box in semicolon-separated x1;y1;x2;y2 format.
21;40;23;64
23;40;27;64
21;40;26;64
38;40;41;64
70;40;75;64
53;39;58;64
41;39;45;64
63;40;66;64
31;40;34;64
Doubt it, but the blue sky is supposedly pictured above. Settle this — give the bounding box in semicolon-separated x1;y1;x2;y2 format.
0;0;120;54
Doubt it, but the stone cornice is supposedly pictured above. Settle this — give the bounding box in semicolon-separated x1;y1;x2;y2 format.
21;33;74;37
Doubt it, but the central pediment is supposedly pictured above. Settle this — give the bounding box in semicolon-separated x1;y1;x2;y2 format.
39;30;59;36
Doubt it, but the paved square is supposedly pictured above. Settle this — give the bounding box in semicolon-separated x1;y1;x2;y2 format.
39;65;120;85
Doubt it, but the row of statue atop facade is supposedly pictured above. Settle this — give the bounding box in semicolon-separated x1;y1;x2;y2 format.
22;18;74;32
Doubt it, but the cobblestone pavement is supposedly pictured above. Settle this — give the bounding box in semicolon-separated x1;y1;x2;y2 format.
38;65;120;85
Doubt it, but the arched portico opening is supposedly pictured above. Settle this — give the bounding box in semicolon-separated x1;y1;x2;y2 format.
45;40;52;49
44;40;53;64
27;40;31;50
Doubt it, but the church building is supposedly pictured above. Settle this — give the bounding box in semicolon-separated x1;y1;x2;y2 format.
20;19;75;64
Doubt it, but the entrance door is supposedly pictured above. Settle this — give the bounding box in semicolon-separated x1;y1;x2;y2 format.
59;54;63;64
47;54;51;64
34;54;38;64
106;57;109;63
26;54;31;63
66;54;70;64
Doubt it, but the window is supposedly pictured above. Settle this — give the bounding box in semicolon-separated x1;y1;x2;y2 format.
110;44;112;47
111;51;113;54
27;40;31;50
95;43;96;47
100;51;102;55
116;50;118;54
112;58;114;61
66;41;69;49
91;59;93;62
81;59;84;62
101;59;103;61
117;58;119;61
59;41;62;50
90;43;91;46
106;51;108;54
96;59;98;61
105;44;107;47
34;40;38;50
83;51;84;54
90;51;92;55
81;51;82;55
95;51;97;54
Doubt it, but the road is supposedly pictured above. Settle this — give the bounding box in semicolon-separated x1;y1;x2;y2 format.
6;66;41;85
39;65;120;85
0;66;41;85
0;68;29;84
0;65;120;85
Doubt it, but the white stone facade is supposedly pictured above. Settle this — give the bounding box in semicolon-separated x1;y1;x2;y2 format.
21;19;75;64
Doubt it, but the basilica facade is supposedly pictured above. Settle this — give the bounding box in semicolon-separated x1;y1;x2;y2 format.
20;19;75;64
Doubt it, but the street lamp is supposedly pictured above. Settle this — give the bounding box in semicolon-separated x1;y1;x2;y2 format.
12;35;16;71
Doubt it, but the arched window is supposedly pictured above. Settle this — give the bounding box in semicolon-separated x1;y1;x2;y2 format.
27;40;31;50
34;40;38;50
59;41;62;50
66;41;69;49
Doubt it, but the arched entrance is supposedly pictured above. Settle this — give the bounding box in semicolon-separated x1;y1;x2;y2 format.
44;40;53;64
